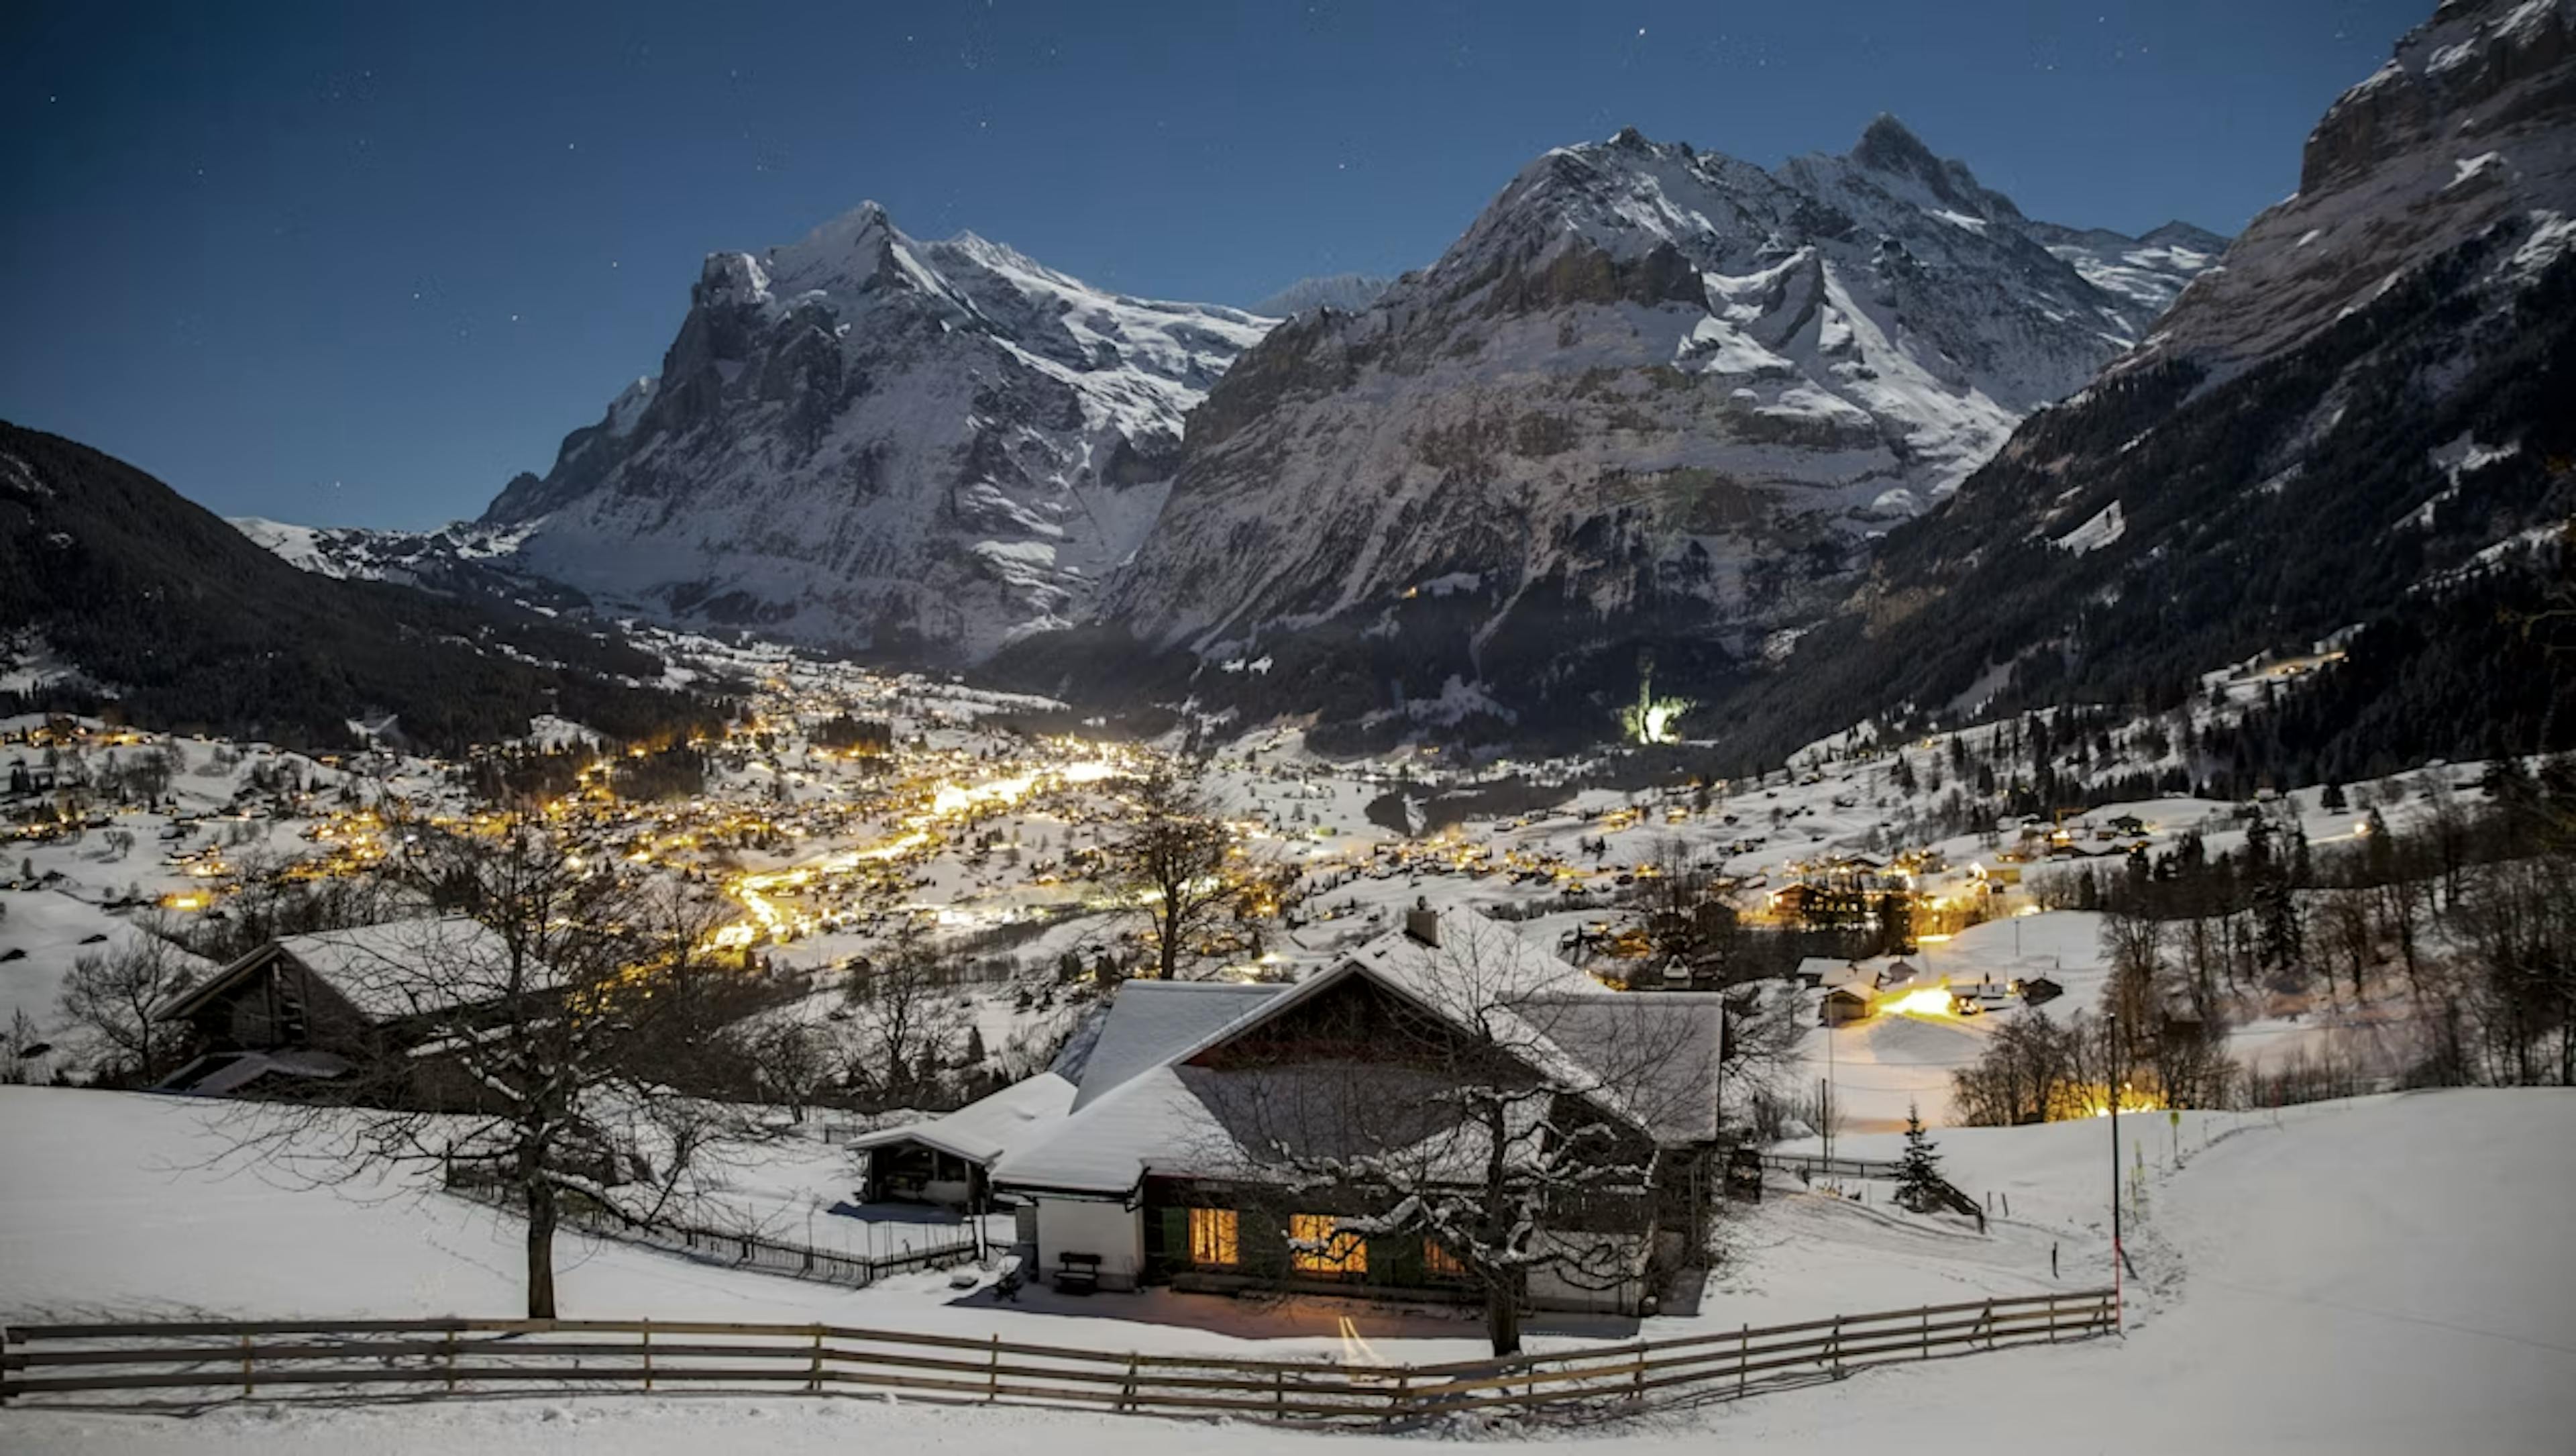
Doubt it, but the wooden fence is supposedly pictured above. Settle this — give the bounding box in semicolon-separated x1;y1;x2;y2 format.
1757;1151;1905;1181
1;1289;2114;1423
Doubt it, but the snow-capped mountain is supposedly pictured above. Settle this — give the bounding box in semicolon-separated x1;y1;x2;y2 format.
1719;0;2576;773
2025;220;2229;315
1250;273;1397;317
474;205;1274;661
1069;117;2219;733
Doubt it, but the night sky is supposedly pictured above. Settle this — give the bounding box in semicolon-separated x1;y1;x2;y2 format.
2;0;2424;531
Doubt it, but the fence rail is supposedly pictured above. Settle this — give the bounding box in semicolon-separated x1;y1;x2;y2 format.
1;1290;2114;1423
443;1179;981;1290
1756;1151;1906;1181
1755;1153;1985;1218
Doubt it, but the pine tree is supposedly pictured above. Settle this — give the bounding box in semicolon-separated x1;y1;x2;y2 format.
1896;1100;1945;1213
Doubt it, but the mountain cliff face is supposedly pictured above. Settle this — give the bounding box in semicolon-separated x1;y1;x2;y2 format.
1723;0;2576;776
1068;119;2216;737
475;206;1273;661
2133;0;2576;373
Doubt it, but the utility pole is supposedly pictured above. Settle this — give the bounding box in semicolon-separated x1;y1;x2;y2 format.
2108;1010;2123;1335
1824;1008;1837;1163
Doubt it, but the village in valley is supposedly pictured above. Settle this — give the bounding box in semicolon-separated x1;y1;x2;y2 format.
5;621;2562;1453
6;1;2575;1450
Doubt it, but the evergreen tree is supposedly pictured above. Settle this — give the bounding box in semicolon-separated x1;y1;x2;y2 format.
1896;1101;1945;1213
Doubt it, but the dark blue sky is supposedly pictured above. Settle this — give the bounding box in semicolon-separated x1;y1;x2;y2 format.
3;0;2423;531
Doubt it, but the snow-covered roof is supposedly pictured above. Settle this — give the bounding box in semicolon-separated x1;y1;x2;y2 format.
275;919;541;1021
993;908;1723;1195
1800;957;1866;989
164;917;547;1027
845;1071;1076;1165
1067;981;1289;1112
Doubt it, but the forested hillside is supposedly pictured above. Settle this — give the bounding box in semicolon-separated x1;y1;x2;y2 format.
0;423;720;752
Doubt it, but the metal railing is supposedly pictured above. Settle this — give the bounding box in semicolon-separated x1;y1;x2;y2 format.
443;1179;981;1290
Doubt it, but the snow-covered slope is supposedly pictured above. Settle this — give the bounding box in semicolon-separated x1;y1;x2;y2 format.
475;205;1275;662
2026;219;2229;315
225;515;561;602
11;1090;2569;1453
1081;119;2220;732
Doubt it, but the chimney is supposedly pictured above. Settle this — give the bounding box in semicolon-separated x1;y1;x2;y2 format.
1405;906;1442;947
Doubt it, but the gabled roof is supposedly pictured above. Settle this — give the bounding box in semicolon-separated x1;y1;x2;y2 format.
1069;981;1289;1113
993;908;1724;1196
159;917;545;1026
845;1071;1077;1165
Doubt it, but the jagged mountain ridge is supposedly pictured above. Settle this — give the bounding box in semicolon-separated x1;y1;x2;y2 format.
1718;0;2576;776
1064;117;2219;737
1250;273;1397;317
471;205;1275;661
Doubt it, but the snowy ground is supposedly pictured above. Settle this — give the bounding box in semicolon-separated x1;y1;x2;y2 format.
7;1088;2571;1453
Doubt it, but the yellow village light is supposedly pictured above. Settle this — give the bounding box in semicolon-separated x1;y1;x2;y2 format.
1878;986;1957;1018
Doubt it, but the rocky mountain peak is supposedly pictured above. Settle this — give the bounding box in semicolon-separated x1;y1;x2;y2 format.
1081;118;2224;734
2137;0;2572;370
464;205;1273;661
1848;112;1939;174
2301;0;2573;194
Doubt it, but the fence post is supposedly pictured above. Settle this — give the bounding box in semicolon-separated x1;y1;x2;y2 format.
1119;1353;1139;1414
1389;1369;1409;1423
641;1320;652;1392
1828;1316;1843;1380
1630;1342;1645;1401
241;1333;255;1398
1921;1304;1930;1359
987;1333;1000;1402
444;1328;458;1394
1737;1322;1748;1397
1274;1367;1285;1420
808;1324;824;1393
1980;1298;1994;1351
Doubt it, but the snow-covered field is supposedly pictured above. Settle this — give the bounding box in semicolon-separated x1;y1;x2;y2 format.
7;1088;2571;1453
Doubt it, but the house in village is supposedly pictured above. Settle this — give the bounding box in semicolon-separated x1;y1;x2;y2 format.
983;908;1726;1316
154;917;539;1105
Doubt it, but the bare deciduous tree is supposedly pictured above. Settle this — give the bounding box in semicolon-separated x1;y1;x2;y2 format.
216;825;764;1318
58;925;197;1083
1108;766;1237;981
841;923;965;1106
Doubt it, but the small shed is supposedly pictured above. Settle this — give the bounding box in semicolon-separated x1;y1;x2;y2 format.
1821;986;1872;1027
847;1072;1076;1211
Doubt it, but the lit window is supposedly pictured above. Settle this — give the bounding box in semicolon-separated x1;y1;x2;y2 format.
1291;1213;1367;1275
1423;1239;1466;1277
1187;1206;1239;1266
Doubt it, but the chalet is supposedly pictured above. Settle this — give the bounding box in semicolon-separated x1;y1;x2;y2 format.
153;917;542;1106
846;1072;1076;1211
1793;956;1855;988
1819;986;1872;1027
989;909;1725;1315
